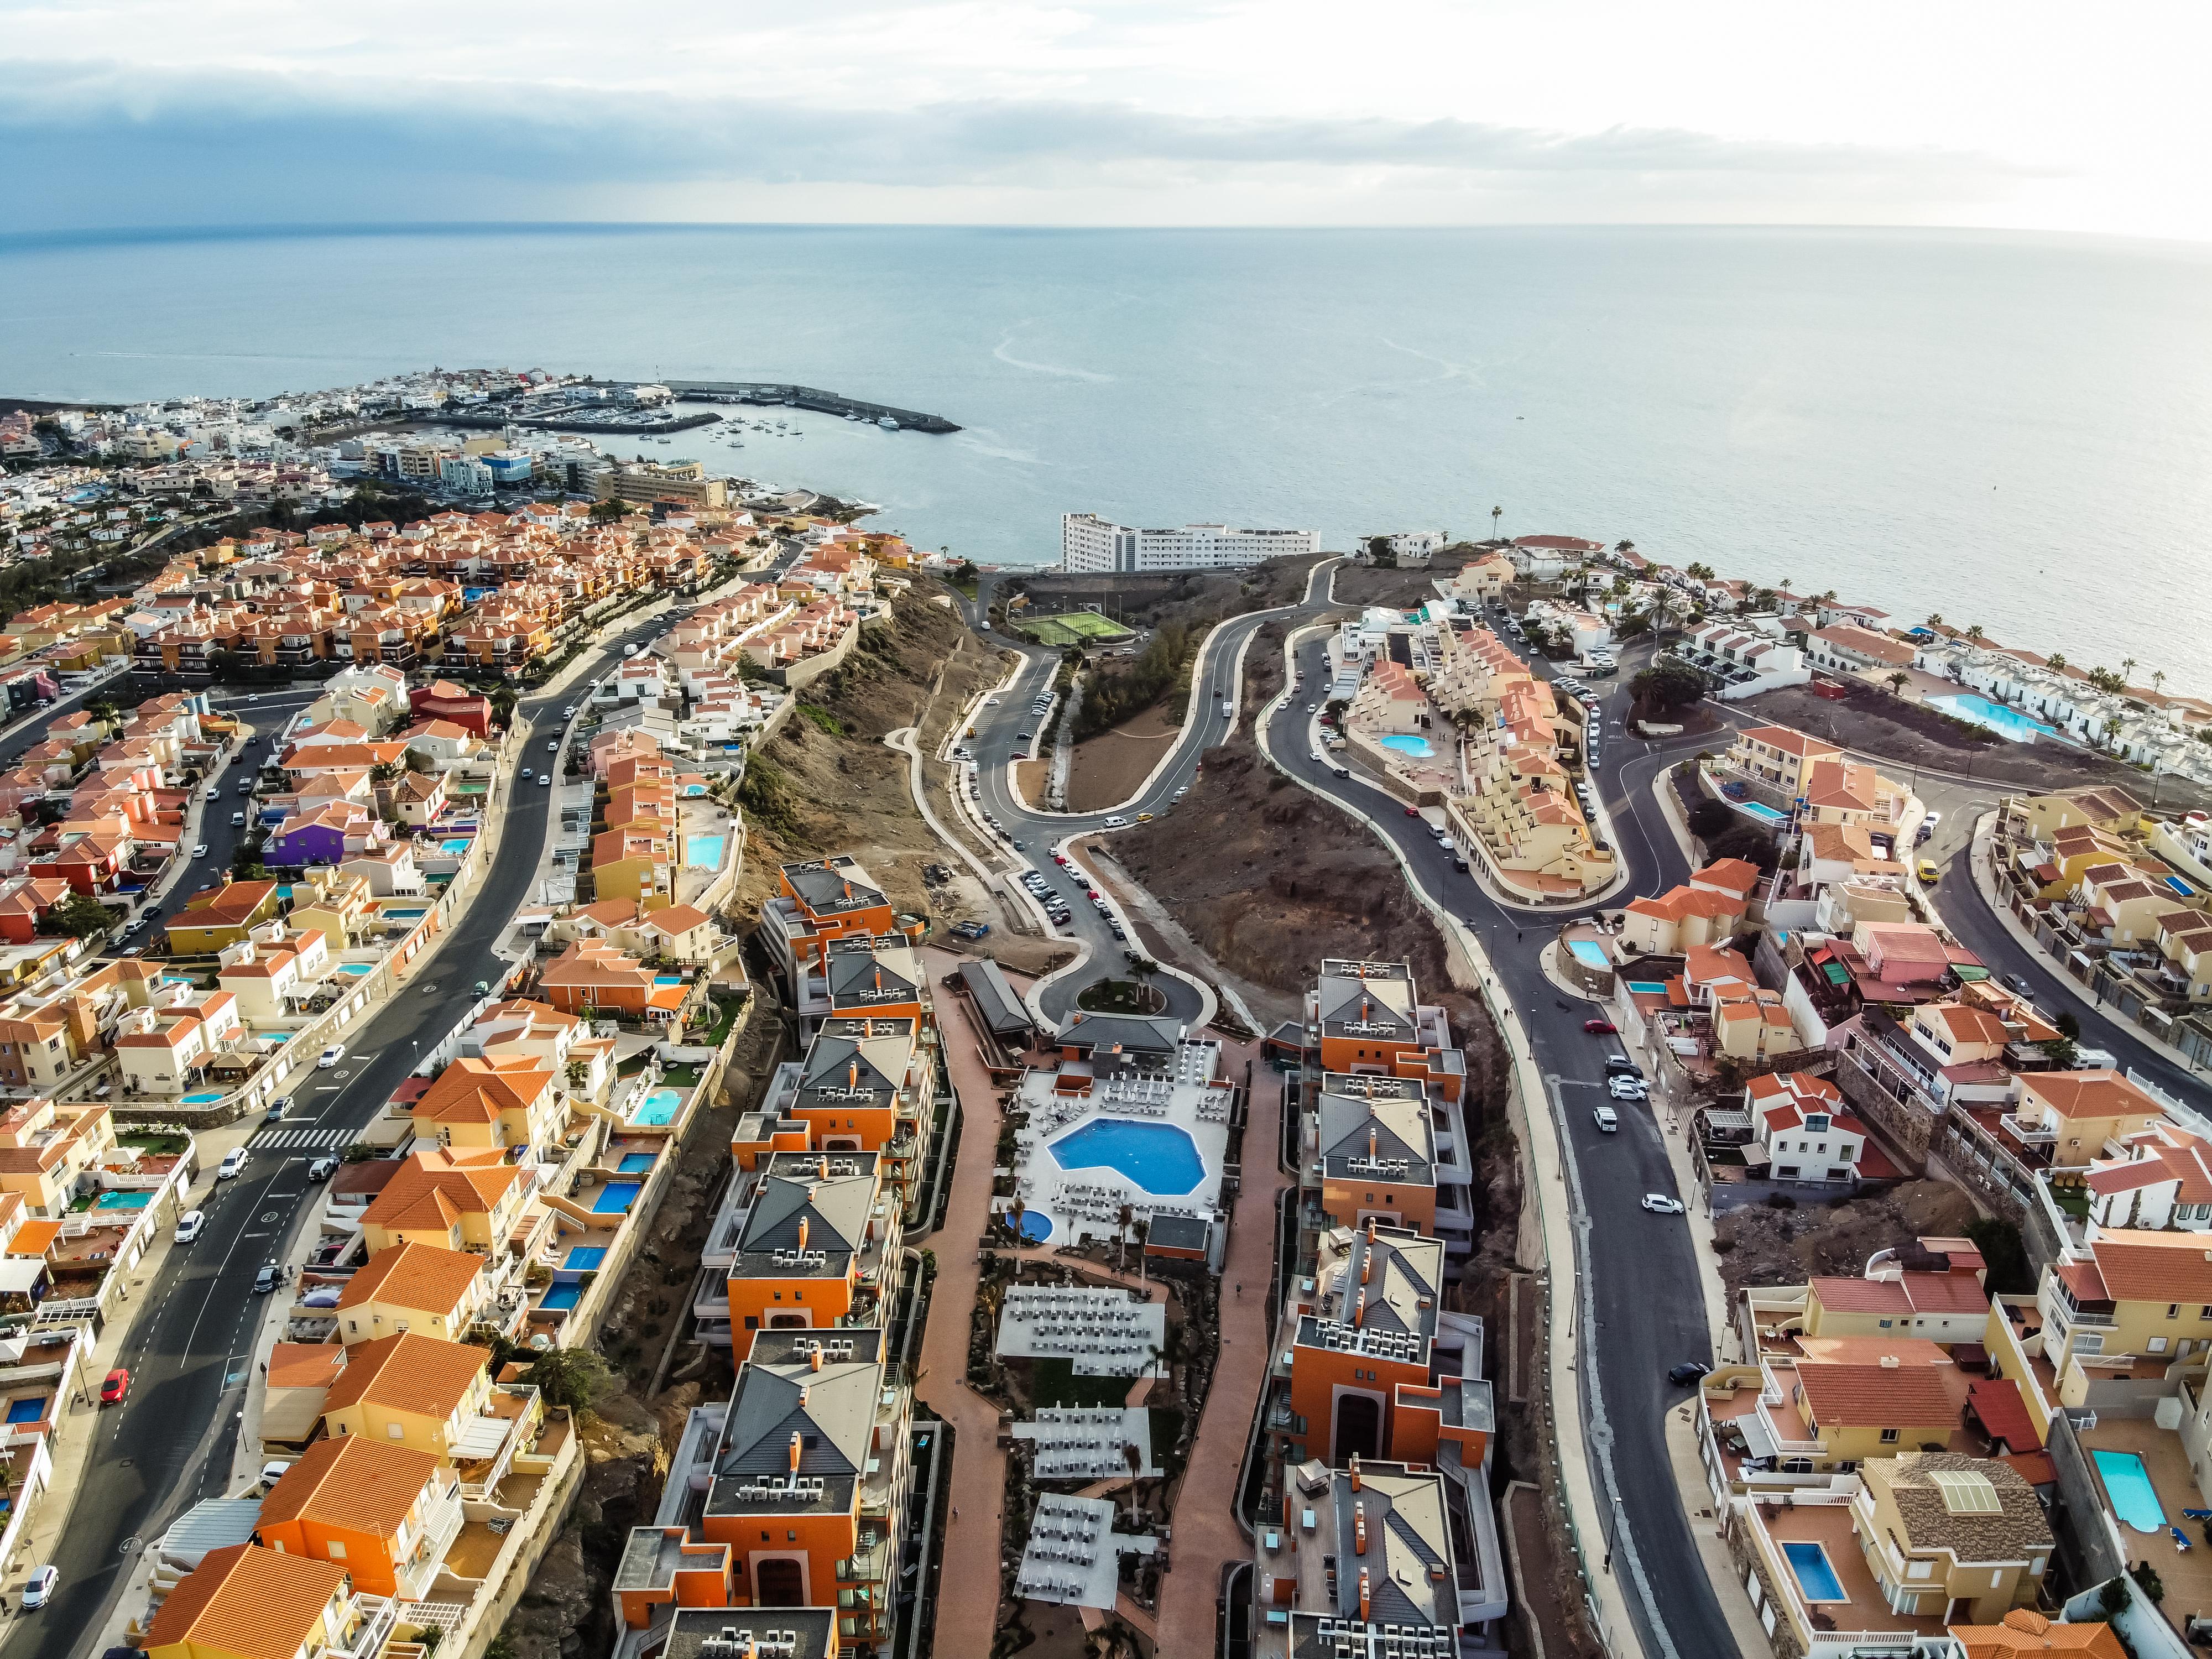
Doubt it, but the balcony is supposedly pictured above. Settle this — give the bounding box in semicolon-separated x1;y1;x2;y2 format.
453;1385;540;1500
328;1594;401;1659
395;1484;467;1599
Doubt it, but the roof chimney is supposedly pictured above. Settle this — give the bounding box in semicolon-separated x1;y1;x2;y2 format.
798;1384;810;1410
1360;1252;1371;1287
1369;1125;1378;1161
811;1346;823;1373
1358;1568;1371;1622
788;1431;802;1474
797;1217;810;1251
1348;1453;1361;1491
818;1156;829;1180
1353;1288;1366;1328
1365;1216;1377;1243
848;1060;858;1089
1879;1354;1900;1369
1353;1500;1368;1554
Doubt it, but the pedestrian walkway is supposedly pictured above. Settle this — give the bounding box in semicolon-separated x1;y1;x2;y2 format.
919;948;1020;1657
1155;1050;1287;1643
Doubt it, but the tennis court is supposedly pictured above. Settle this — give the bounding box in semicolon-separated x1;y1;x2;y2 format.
1019;612;1135;646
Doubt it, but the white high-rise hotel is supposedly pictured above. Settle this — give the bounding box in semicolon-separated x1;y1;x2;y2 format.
1061;513;1322;573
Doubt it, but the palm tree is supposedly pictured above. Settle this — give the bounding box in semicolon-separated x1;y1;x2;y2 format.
2049;652;2068;672
1010;1194;1027;1245
1926;613;1944;629
1121;1441;1144;1528
1965;623;1984;640
2121;656;2139;688
2153;670;2168;700
1886;671;1910;696
1490;505;1502;543
1133;1219;1150;1285
1116;1202;1134;1271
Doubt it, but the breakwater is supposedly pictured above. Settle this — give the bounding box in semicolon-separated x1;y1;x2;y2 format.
668;380;961;433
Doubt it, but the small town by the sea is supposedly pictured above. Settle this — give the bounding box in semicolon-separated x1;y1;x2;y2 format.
0;362;2196;1659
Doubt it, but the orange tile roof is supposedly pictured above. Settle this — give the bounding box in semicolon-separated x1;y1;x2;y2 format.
322;1331;487;1420
260;1434;440;1537
266;1342;348;1391
335;1239;483;1316
2023;1069;2162;1121
361;1149;528;1230
1949;1611;2124;1658
413;1055;551;1125
142;1542;348;1659
1795;1358;1959;1428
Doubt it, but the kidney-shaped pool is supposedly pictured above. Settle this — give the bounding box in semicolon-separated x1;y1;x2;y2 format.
1047;1120;1206;1196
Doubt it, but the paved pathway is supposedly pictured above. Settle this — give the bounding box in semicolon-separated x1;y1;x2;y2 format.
919;948;1017;1658
1155;1050;1288;1644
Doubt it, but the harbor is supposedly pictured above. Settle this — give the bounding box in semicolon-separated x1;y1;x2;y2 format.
667;379;961;432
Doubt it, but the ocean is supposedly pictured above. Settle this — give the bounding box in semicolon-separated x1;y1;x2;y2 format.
4;223;2210;688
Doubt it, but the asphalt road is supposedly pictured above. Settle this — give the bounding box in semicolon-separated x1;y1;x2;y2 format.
965;576;1735;1656
963;559;1338;1022
10;609;681;1659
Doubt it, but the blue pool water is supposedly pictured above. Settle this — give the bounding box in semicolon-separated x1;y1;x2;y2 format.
2094;1448;2168;1533
539;1284;582;1311
383;906;428;920
92;1190;152;1211
181;1090;226;1104
617;1152;655;1174
1048;1120;1206;1196
630;1089;683;1126
1016;1209;1053;1242
4;1397;48;1425
1566;939;1611;970
1782;1542;1847;1603
1734;800;1789;826
684;834;726;868
563;1245;606;1270
440;837;473;853
681;782;707;796
337;963;373;975
1377;733;1434;758
591;1181;642;1214
1928;692;2060;743
654;975;685;986
1625;980;1671;995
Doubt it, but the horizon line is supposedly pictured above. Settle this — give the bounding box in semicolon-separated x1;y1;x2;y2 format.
6;219;2208;255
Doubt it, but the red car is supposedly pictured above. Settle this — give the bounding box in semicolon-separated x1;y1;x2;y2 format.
1583;1018;1617;1034
1403;806;1420;817
100;1368;130;1405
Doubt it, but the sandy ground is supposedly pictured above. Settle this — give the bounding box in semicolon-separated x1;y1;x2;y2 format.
1065;703;1185;812
1713;1177;1979;1296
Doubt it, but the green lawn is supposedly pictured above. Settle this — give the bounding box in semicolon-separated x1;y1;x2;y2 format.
1018;611;1134;646
1028;1356;1137;1410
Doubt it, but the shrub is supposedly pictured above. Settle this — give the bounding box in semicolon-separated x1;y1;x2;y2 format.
1764;1192;1798;1209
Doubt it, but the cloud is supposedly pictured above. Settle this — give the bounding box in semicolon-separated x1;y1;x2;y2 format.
0;58;2040;232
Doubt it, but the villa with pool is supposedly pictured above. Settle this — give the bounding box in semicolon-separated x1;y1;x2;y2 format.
1005;1014;1234;1260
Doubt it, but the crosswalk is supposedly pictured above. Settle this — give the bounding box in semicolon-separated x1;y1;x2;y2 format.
254;1126;349;1151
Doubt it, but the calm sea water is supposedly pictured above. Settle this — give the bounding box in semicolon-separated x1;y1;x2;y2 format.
4;224;2210;688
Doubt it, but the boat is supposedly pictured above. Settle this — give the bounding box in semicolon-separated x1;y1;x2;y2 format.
844;411;860;421
878;416;899;430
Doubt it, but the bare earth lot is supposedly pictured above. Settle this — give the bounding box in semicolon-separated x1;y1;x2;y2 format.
1065;703;1182;811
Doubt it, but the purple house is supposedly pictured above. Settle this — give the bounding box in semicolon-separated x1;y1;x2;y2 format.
270;804;371;867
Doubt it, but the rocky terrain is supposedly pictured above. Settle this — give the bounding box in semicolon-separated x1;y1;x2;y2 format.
1713;1177;1981;1296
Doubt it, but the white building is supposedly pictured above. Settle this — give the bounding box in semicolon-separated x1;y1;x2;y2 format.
1061;512;1320;573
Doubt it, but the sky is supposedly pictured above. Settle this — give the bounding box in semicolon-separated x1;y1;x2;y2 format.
3;0;2209;239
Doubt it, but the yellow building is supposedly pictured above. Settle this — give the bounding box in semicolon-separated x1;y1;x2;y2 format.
358;1149;540;1256
2007;786;2145;843
1787;1338;1963;1469
2011;1070;2166;1167
333;1239;492;1346
166;878;281;954
412;1055;562;1157
1728;723;1842;796
288;867;374;950
142;1543;362;1659
320;1331;497;1462
1854;1453;2052;1624
2037;1228;2212;1405
0;1098;118;1218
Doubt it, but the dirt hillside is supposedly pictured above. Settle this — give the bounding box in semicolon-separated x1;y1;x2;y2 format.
1714;1178;1980;1296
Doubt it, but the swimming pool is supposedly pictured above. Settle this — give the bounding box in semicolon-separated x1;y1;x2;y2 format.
562;1245;606;1271
1566;939;1611;971
630;1089;683;1126
1048;1120;1206;1196
1016;1209;1053;1243
2093;1448;2168;1533
1377;733;1434;758
92;1190;152;1211
1782;1542;1846;1603
591;1181;642;1214
1734;800;1788;826
1625;980;1671;996
439;837;473;853
539;1284;582;1311
337;963;374;976
182;1090;227;1104
1929;692;2059;744
383;907;428;920
4;1397;48;1426
617;1152;655;1174
684;834;726;869
654;975;685;986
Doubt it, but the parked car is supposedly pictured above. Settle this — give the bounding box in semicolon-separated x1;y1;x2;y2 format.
1641;1193;1686;1214
1603;1055;1641;1076
231;811;246;826
191;843;208;858
1666;1360;1712;1387
539;775;551;787
1583;1018;1616;1034
547;739;559;752
1609;1077;1649;1101
317;1044;345;1069
174;1209;205;1244
1918;859;1940;885
253;1262;280;1294
307;1156;339;1183
100;1368;130;1405
260;1460;294;1488
1592;1106;1619;1132
21;1565;58;1610
216;1146;248;1180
